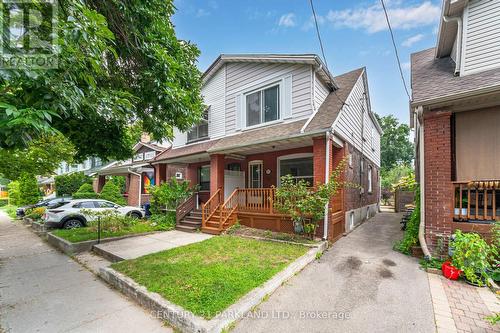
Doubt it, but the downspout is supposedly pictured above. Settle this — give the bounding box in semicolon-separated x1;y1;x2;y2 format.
443;15;463;76
128;168;142;208
323;130;331;240
416;107;431;260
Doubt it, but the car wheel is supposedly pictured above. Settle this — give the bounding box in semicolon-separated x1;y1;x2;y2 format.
129;212;142;219
64;219;83;229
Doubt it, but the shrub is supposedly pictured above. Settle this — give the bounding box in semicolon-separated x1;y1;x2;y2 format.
394;186;420;254
19;174;41;205
451;230;497;286
0;198;7;207
55;172;92;197
72;183;98;199
108;176;126;193
149;177;192;212
99;182;126;205
7;181;21;206
149;212;176;231
25;207;46;220
83;210;138;232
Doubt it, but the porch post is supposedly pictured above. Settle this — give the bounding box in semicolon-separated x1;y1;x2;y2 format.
313;136;328;185
96;175;106;193
210;154;225;195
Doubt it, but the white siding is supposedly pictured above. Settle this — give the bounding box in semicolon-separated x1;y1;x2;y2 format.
171;127;186;148
462;0;500;75
333;74;381;167
314;73;329;111
203;65;225;139
225;62;313;134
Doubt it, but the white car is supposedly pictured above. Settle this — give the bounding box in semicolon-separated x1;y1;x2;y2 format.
43;199;145;229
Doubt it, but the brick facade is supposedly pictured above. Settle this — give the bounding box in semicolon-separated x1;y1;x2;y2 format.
127;173;141;207
423;111;453;251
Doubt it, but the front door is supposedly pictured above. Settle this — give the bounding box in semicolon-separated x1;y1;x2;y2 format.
224;170;245;199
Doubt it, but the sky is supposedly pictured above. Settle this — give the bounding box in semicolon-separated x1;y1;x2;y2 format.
172;0;442;125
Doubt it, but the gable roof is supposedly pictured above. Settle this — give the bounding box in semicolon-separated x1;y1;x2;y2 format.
411;48;500;107
203;54;337;90
154;139;220;162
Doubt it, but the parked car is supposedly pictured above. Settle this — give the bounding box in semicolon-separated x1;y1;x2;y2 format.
43;199;145;229
16;197;72;218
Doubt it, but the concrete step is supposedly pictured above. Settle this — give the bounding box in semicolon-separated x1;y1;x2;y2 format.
179;219;201;227
201;226;221;235
176;225;199;233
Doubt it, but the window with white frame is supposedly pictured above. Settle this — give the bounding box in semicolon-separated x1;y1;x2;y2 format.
246;85;279;127
368;166;373;193
248;161;263;188
279;156;313;186
187;107;209;143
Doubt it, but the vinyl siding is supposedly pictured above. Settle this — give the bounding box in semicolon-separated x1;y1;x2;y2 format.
462;0;500;75
225;62;313;134
314;74;330;111
333;74;381;167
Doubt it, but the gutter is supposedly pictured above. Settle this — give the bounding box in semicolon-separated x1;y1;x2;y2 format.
415;107;432;260
410;84;500;109
443;15;463;76
323;130;331;241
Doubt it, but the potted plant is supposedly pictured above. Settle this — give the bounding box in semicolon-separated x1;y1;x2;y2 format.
451;230;495;286
454;197;468;217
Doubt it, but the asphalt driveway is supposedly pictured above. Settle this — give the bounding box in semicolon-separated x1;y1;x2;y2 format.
0;211;170;333
233;212;436;333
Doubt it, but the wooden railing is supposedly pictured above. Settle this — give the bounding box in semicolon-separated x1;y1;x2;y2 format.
202;188;222;228
454;180;499;222
219;189;239;230
176;193;196;224
237;188;276;214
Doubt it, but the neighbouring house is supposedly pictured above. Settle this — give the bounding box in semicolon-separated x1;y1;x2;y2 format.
96;134;173;207
411;0;500;251
153;54;382;242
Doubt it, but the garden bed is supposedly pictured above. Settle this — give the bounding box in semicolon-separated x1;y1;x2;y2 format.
102;235;325;333
226;225;320;245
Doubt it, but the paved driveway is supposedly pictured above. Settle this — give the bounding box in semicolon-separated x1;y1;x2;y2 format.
0;212;170;333
233;212;436;333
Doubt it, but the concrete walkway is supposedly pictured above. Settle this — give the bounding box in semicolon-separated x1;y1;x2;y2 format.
232;212;436;333
0;212;170;333
93;230;212;261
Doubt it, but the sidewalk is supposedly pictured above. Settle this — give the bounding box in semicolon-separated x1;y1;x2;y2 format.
428;273;500;333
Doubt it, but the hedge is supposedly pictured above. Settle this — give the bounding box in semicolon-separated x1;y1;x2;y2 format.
72;183;98;199
55;172;92;197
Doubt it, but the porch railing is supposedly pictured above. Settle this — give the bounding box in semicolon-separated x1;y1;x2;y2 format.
237;188;276;213
219;189;240;230
176;193;197;224
454;180;499;222
202;188;222;228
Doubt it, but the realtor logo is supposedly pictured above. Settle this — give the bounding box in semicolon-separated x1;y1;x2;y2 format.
0;0;58;69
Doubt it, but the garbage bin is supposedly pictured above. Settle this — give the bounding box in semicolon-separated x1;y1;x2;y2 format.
143;203;152;218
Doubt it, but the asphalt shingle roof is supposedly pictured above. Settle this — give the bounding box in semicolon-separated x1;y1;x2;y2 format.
411;48;500;106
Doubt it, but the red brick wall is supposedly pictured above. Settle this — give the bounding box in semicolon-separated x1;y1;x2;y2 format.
423;111;453;251
127;173;141;207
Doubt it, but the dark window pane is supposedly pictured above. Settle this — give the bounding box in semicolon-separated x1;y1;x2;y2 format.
198;122;208;138
264;86;279;122
199;166;210;191
280;157;313;186
246;91;261;126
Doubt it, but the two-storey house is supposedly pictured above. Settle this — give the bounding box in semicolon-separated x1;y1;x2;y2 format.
411;0;500;253
153;54;382;242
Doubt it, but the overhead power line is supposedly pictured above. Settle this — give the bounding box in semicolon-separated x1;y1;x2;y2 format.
380;0;411;100
309;0;349;107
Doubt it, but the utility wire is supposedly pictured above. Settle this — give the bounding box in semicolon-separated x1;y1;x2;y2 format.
309;0;349;107
380;0;411;100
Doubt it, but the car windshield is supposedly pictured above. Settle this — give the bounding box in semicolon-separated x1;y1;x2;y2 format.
47;201;70;209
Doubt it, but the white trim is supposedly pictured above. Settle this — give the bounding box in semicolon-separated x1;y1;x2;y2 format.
243;81;282;129
248;160;263;188
276;153;314;186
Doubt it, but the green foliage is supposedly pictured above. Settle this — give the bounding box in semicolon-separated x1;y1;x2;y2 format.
0;134;75;180
0;0;204;162
375;114;414;171
274;160;346;239
485;313;500;326
149;212;176;231
381;164;414;190
394;187;420;254
7;181;21;206
55;172;91;197
0;205;18;219
19;174;41;205
72;183;98;199
99;181;126;205
25;207;46;220
108;176;126;193
0;198;8;207
419;258;445;270
149;177;192;212
451;230;497;286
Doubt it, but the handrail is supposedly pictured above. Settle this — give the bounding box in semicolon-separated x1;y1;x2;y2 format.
219;189;239;230
453;180;499;221
176;193;196;224
202;188;222;228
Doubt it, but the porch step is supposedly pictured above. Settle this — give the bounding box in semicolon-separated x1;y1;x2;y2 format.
201;226;222;235
176;224;199;233
176;209;203;233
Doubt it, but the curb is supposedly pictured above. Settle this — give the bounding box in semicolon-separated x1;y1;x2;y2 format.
92;244;126;263
99;241;327;333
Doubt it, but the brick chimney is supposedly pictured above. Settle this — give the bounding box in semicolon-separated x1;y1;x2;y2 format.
140;133;151;143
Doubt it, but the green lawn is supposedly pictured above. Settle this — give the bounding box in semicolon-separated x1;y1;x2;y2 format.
111;236;308;319
0;205;18;219
52;221;174;243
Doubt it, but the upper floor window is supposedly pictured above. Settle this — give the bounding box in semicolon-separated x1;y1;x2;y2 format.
368;166;373;193
187;108;209;143
246;85;279;127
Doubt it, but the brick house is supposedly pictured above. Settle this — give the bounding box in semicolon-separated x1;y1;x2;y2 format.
411;0;500;252
153;54;382;242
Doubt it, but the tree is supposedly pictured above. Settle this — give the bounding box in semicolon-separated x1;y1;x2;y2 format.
55;172;92;197
99;182;126;205
72;183;98;199
375;114;414;171
7;181;21;206
18;174;41;205
0;0;204;161
0;134;75;180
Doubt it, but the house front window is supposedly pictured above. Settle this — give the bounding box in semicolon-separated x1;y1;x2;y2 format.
198;165;210;191
248;161;263;188
246;85;279;127
187;108;209;143
278;156;313;186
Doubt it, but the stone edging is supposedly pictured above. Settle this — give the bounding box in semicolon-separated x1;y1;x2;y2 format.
99;241;328;333
47;231;160;256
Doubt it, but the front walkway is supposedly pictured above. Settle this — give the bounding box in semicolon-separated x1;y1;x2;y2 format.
428;273;499;333
232;212;436;333
0;212;170;333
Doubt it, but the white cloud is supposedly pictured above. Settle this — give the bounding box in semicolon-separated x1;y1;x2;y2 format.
402;33;424;47
326;1;440;33
278;13;296;28
301;14;326;31
195;8;210;17
402;61;411;70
